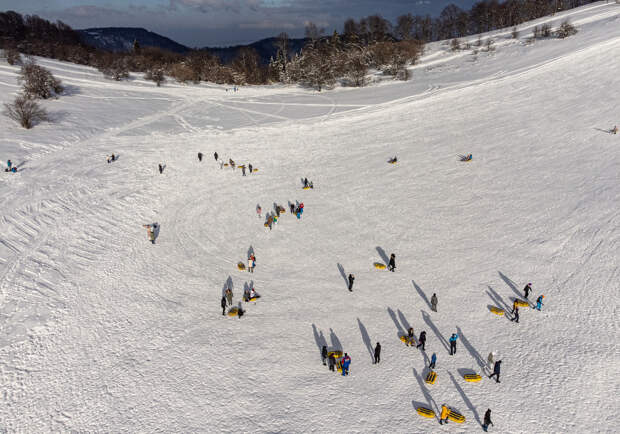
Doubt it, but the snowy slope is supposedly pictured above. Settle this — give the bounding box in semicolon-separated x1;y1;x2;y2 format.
1;2;619;432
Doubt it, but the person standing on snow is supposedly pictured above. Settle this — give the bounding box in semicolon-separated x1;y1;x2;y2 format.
328;353;336;371
248;254;256;273
341;353;351;376
221;296;227;315
523;283;532;299
511;300;518;315
483;409;493;432
303;177;309;188
143;224;156;244
511;307;519;323
440;404;449;425
535;295;544;311
158;163;163;174
374;342;381;364
248;163;253;174
489;360;502;383
406;327;415;346
429;352;437;369
225;288;233;306
388;254;396;272
321;345;328;366
7;160;12;171
431;293;438;312
348;274;355;291
198;152;203;162
416;331;426;351
257;205;262;218
242;166;246;176
214;152;218;161
612;125;618;134
449;333;458;355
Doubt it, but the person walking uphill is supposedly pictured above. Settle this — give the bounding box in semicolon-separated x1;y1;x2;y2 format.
198;152;203;162
489;360;502;383
214;152;218;161
328;353;336;371
535;295;544;311
374;342;381;364
388;254;396;272
431;293;438;312
321;345;328;366
158;163;164;174
483;409;493;432
511;307;519;323
348;274;355;291
341;353;351;376
221;296;227;315
225;288;233;306
440;404;450;425
429;352;437;369
416;331;426;351
449;333;458;355
523;283;532;299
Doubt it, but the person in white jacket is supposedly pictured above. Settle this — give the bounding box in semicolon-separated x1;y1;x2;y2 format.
487;352;495;370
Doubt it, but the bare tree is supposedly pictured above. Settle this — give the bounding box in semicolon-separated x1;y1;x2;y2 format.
305;22;323;41
4;47;22;65
555;20;578;38
395;14;415;40
145;67;165;86
4;93;48;128
18;59;63;99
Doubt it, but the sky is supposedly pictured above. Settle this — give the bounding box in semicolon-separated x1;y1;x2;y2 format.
2;0;478;47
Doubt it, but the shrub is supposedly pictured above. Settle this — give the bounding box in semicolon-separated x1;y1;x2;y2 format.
4;94;48;129
145;67;165;86
512;27;519;39
556;21;578;39
99;58;130;81
18;60;63;99
450;38;461;51
541;23;552;38
5;47;21;65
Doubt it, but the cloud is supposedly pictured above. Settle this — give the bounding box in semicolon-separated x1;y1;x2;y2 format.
168;0;262;14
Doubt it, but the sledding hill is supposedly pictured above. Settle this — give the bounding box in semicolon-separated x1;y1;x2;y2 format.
1;2;619;432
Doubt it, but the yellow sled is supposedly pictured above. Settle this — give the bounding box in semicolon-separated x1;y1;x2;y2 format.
448;410;466;423
515;300;529;308
399;335;415;345
227;307;239;317
416;407;435;418
237;262;246;271
490;306;504;316
374;262;386;270
253;168;258;172
328;350;343;359
303;186;311;190
224;163;229;167
464;374;482;382
425;371;437;385
389;161;397;165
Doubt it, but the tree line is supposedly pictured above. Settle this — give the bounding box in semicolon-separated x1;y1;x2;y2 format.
1;1;595;90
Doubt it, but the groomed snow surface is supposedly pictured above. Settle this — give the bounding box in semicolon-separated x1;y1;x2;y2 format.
1;2;619;432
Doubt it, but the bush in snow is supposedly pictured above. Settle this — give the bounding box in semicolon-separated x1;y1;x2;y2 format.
4;47;21;65
18;59;63;99
145;67;166;87
512;27;519;39
97;55;130;81
4;94;48;129
555;21;578;39
541;23;552;38
450;38;461;51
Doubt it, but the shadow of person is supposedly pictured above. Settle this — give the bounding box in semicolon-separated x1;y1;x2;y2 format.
337;263;348;287
387;307;405;338
456;326;486;371
422;310;449;352
357;318;374;362
449;371;482;427
412;280;432;310
312;324;327;352
376;246;389;265
413;368;439;420
329;328;342;351
498;271;523;298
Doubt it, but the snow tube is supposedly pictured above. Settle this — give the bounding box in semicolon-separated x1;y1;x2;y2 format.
425;371;437;385
464;374;482;382
303;186;311;190
264;223;269;227
253;168;258;172
224;163;229;167
490;306;504;315
227;307;239;317
416;407;435;418
328;351;343;359
515;300;529;308
399;335;414;345
237;262;246;271
389;161;397;165
448;410;465;423
374;263;386;270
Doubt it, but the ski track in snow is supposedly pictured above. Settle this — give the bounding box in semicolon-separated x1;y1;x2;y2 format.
1;2;620;432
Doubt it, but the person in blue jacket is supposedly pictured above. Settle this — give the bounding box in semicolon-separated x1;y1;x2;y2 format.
7;160;12;170
341;353;351;376
429;352;437;369
449;333;458;355
535;295;544;311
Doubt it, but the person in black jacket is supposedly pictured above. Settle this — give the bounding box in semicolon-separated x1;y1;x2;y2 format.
158;163;163;174
523;283;532;299
374;342;381;364
489;360;501;383
388;254;396;272
348;274;355;291
511;307;519;323
328;353;336;371
221;296;227;315
198;152;203;161
248;163;253;174
416;331;427;350
431;293;438;312
483;409;493;432
321;345;328;366
214;152;218;161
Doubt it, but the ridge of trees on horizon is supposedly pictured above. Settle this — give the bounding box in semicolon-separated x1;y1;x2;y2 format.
1;1;598;89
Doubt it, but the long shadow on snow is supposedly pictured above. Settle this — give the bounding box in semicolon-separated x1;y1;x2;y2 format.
456;326;486;372
312;324;328;356
448;371;482;427
376;246;389;266
486;286;510;316
247;245;255;259
422;310;449;352
357;318;374;363
222;276;233;297
397;309;411;331
412;280;432;310
498;271;523;299
387;307;405;339
329;328;342;351
413;368;439;420
337;263;348;288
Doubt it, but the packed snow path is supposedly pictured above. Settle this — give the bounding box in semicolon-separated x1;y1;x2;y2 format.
1;2;619;432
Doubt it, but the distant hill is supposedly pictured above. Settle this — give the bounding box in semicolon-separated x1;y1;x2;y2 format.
77;27;307;64
77;28;191;54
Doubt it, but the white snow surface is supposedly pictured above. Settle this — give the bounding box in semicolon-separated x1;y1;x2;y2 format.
1;2;620;432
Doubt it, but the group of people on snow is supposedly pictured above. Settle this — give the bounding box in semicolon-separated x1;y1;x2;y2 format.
106;154;117;163
4;159;17;173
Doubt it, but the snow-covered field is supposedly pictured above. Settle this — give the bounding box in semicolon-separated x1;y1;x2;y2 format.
1;2;619;432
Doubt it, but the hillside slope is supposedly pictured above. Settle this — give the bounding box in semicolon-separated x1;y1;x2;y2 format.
1;2;619;432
